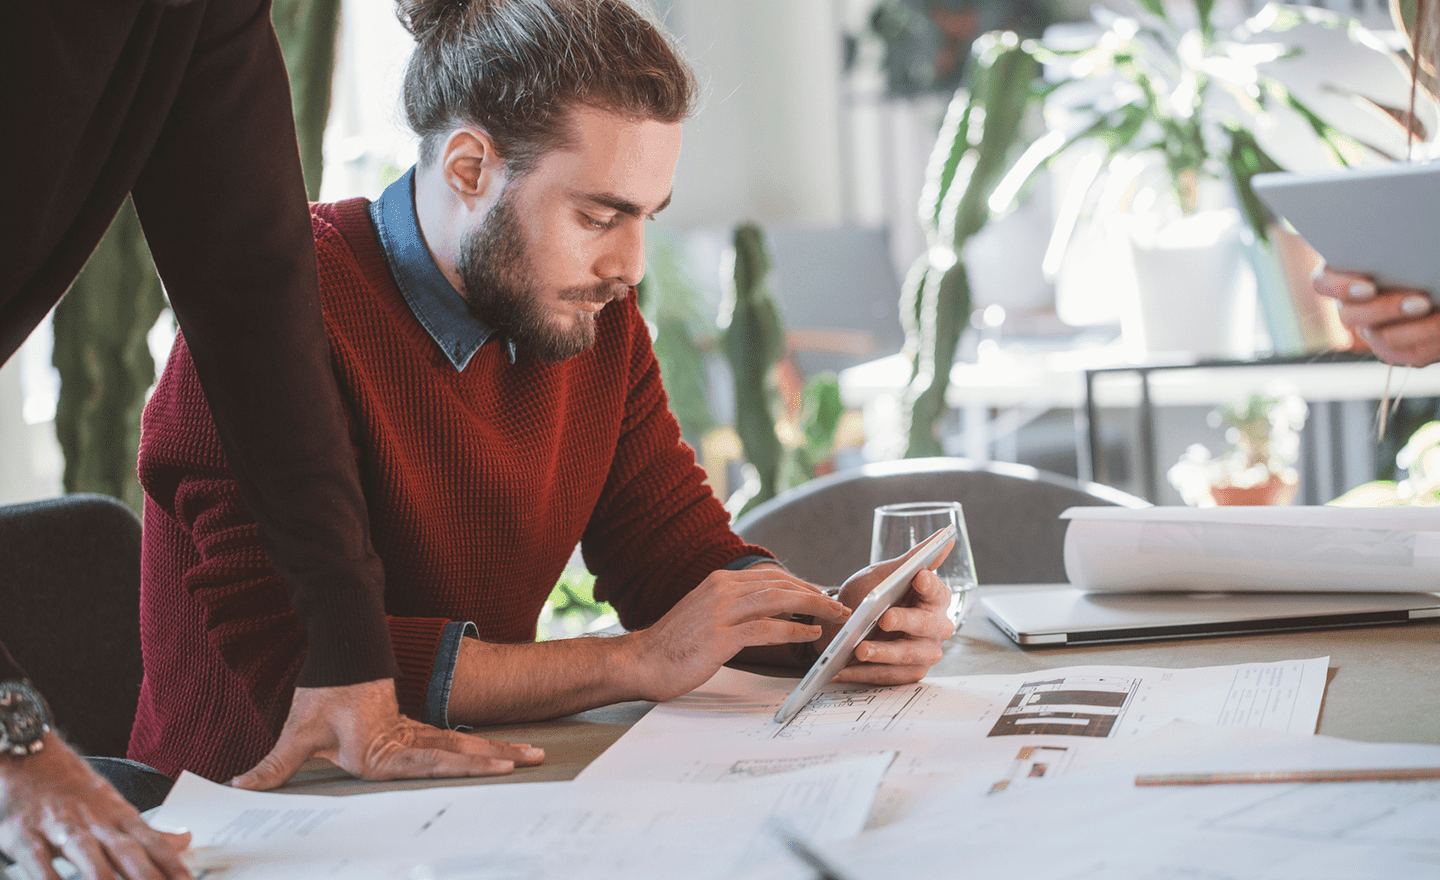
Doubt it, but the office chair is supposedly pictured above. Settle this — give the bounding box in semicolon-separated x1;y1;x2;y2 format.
0;494;143;758
733;457;1149;587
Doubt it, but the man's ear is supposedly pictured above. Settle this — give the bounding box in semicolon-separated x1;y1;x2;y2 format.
439;128;505;207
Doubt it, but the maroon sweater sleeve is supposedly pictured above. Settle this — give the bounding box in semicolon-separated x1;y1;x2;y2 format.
128;0;394;687
583;310;773;628
141;336;447;722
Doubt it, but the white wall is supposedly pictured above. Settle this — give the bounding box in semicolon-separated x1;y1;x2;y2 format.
0;346;63;507
656;0;847;229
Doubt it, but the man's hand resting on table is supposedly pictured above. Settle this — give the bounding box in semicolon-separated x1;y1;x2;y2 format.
230;678;544;791
0;733;191;880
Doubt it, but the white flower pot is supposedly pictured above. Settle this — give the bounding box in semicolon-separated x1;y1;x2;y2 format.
1118;209;1258;360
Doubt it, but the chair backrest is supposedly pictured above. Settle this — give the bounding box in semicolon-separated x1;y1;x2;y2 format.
733;457;1148;587
0;494;143;757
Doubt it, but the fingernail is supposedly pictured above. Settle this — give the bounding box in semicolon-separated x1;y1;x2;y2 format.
1402;295;1430;316
1349;281;1376;300
1310;261;1327;281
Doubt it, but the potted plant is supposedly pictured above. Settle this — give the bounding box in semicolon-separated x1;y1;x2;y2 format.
1167;388;1308;505
897;1;1423;456
992;1;1424;358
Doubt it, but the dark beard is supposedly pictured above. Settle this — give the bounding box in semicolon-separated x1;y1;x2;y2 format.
456;190;625;363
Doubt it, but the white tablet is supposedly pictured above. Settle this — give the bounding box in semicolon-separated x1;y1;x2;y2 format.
1251;162;1440;301
773;523;956;725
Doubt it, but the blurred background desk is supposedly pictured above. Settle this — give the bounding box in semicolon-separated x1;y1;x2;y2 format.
841;349;1440;504
280;591;1440;797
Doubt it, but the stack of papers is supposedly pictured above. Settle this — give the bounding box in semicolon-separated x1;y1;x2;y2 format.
147;752;892;879
133;656;1440;880
579;659;1329;824
738;732;1440;880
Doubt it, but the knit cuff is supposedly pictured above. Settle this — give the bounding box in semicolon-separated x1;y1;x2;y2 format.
422;621;476;730
385;617;451;718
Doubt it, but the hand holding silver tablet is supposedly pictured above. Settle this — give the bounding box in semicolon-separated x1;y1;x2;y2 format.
773;524;956;725
1251;162;1440;303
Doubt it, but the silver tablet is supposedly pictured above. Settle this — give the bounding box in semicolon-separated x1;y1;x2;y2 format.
1251;162;1440;301
773;524;956;725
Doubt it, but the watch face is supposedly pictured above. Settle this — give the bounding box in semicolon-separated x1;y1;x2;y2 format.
0;680;52;756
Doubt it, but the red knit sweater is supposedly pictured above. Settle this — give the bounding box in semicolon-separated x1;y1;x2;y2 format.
130;198;767;781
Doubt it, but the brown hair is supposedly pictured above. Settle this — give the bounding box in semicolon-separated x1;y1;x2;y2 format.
1393;0;1438;103
398;0;698;173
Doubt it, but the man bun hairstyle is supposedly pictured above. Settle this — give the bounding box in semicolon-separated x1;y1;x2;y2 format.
398;0;698;174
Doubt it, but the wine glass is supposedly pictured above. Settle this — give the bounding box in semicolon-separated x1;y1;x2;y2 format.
870;501;978;627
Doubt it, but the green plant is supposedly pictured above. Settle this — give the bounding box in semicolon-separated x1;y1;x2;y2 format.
538;568;615;640
994;2;1408;242
635;228;717;444
1331;420;1440;507
1167;389;1308;505
720;223;845;515
901;33;1044;458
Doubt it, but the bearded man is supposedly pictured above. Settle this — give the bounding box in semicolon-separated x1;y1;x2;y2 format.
130;0;957;786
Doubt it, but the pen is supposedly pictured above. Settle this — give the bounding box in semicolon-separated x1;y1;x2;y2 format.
769;821;859;880
1135;767;1440;786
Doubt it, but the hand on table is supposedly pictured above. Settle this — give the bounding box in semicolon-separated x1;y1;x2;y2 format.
1314;265;1440;367
0;733;191;880
626;567;852;702
822;539;957;686
230;678;544;791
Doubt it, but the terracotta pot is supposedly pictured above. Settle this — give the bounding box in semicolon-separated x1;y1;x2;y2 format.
1208;473;1298;506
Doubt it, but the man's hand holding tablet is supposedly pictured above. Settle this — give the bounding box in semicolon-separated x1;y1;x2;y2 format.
618;527;956;712
776;525;958;724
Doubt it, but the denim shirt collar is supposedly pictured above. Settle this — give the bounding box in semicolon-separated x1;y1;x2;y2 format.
369;167;515;370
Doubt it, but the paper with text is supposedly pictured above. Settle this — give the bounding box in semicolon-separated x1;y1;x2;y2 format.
578;658;1328;825
739;736;1440;880
146;752;892;880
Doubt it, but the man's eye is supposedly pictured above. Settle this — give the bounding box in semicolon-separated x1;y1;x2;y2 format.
586;215;613;230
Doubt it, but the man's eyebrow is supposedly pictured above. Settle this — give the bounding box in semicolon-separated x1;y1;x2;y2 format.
578;190;672;218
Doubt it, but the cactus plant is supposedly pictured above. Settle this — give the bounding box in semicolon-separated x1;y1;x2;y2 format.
722;224;789;514
902;33;1042;458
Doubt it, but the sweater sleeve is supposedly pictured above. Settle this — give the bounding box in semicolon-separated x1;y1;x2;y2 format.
155;467;449;724
582;303;773;629
127;0;394;689
140;331;445;725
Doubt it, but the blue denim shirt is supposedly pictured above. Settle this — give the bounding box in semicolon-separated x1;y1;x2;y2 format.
369;167;516;371
366;166;773;728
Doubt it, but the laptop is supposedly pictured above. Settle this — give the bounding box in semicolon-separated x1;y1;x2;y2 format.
982;587;1440;647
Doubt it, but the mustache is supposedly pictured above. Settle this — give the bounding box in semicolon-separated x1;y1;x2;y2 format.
560;283;631;305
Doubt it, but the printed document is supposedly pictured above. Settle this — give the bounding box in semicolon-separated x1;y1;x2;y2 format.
578;658;1328;824
739;735;1440;880
144;752;892;880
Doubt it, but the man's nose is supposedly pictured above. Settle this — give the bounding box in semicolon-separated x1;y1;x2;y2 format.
599;222;646;287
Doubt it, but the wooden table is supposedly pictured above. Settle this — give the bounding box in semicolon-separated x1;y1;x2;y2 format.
282;589;1440;796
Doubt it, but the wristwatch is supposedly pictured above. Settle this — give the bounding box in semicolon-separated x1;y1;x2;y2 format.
0;680;52;756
